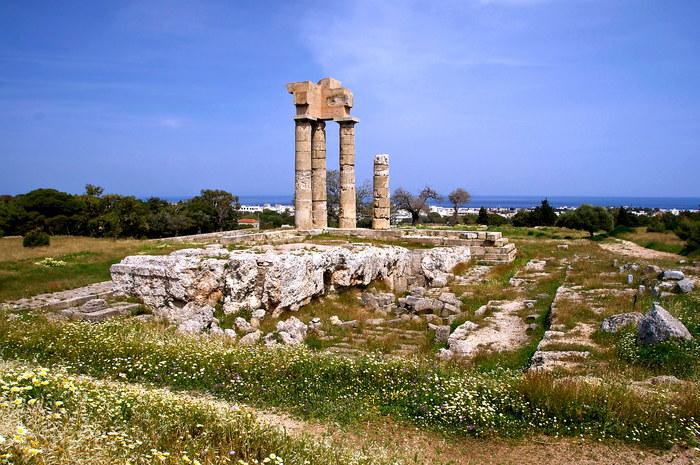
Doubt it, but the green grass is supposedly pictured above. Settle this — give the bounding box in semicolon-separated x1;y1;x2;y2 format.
0;236;200;302
615;227;685;255
0;315;697;447
606;295;700;378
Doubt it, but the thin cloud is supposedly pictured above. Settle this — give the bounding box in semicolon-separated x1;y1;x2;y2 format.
159;117;185;129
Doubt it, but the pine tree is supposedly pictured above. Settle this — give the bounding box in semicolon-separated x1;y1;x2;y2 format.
538;199;557;226
477;207;489;225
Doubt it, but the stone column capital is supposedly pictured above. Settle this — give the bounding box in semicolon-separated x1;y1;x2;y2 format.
294;114;318;122
335;116;360;125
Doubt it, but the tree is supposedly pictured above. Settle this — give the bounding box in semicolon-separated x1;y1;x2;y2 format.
556;205;613;237
535;199;557;226
448;188;471;224
392;187;441;226
615;206;637;228
511;210;531;227
676;215;700;254
85;184;104;197
259;209;294;230
326;170;372;227
186;190;240;232
326;170;340;226
356;179;373;228
511;199;557;227
477;207;489;225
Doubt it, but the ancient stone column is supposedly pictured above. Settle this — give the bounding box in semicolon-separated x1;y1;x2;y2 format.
311;121;327;229
373;154;390;230
294;116;314;229
338;118;358;229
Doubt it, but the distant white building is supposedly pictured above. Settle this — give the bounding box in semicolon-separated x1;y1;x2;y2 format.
238;204;293;214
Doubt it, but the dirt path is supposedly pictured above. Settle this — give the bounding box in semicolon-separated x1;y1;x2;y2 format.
599;238;681;260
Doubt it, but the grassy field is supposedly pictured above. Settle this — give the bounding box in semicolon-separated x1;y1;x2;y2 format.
0;236;195;302
614;227;686;255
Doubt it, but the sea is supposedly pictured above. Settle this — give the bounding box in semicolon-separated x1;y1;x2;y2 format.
159;195;700;210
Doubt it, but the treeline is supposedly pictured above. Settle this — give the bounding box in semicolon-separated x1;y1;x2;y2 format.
0;185;245;239
416;199;700;254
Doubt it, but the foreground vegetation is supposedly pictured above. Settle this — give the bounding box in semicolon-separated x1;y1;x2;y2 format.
0;361;409;465
0;316;697;448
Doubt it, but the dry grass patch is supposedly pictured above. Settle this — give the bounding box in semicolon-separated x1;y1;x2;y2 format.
0;236;197;302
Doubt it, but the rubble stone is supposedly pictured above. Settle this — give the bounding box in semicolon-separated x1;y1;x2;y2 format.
637;303;692;345
600;312;643;333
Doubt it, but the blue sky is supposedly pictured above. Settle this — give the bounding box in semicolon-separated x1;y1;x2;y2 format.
1;0;698;198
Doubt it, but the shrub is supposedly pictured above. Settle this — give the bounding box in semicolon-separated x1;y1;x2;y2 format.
676;217;700;255
22;229;50;247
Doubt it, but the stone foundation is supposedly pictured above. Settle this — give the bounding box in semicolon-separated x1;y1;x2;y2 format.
110;243;472;316
159;228;516;264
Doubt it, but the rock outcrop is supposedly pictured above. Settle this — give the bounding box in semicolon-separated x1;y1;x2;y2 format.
637;303;692;345
111;244;472;323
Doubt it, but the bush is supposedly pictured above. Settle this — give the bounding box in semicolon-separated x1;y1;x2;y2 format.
676;217;700;255
22;229;50;247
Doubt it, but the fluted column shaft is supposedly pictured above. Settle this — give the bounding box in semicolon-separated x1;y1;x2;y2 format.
338;119;357;229
311;121;327;229
294;117;314;229
373;154;390;229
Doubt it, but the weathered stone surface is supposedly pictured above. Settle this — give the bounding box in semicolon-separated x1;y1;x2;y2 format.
239;330;262;346
111;247;228;310
637;303;692;345
662;270;685;281
276;316;307;345
111;243;474;325
646;264;662;274
61;301;139;322
2;281;115;312
677;278;694;294
399;295;441;314
372;153;390;230
436;348;454;361
168;302;219;334
419;246;471;286
447;321;479;354
428;324;451;344
530;350;591;371
80;298;107;313
600;312;643;333
361;291;395;312
235;317;256;334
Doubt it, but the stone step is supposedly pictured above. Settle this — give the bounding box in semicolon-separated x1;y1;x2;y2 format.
67;305;133;322
372;327;425;336
326;346;362;356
